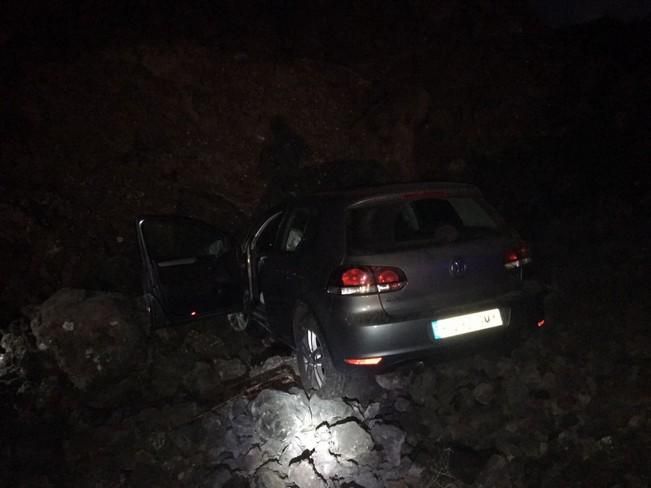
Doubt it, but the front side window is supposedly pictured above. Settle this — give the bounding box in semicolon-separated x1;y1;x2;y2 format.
281;207;317;252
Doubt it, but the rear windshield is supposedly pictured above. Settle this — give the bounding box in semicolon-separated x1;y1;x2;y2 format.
346;196;501;254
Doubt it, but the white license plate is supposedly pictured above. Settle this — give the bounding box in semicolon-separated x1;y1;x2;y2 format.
432;308;503;340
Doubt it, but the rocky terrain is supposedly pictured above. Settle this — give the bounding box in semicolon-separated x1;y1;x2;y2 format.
1;1;650;486
1;243;650;488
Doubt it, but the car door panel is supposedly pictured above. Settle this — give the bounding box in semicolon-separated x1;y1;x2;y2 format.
258;206;318;339
137;215;242;327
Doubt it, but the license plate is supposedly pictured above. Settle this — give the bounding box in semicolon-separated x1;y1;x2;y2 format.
432;308;503;340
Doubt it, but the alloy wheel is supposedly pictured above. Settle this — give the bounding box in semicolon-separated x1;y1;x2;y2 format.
301;327;325;389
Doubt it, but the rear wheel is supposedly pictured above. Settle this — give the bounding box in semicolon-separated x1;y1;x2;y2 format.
294;308;350;398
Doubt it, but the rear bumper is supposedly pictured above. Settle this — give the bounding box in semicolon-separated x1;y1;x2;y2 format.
322;281;545;373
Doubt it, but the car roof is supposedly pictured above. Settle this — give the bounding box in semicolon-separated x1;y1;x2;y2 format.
296;181;481;207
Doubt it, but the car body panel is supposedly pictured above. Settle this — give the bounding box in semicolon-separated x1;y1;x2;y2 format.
322;280;543;371
343;237;518;319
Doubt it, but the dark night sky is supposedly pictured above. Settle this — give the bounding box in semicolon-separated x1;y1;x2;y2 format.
529;0;651;26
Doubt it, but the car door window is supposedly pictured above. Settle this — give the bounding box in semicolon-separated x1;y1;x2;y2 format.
280;207;317;252
141;218;229;262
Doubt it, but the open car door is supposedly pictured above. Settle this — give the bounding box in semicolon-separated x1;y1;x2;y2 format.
136;215;242;328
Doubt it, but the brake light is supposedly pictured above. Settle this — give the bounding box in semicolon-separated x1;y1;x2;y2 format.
375;268;405;292
341;268;374;286
327;266;407;295
504;249;519;264
504;241;531;270
376;269;399;283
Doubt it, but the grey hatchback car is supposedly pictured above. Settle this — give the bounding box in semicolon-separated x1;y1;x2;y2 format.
137;182;545;395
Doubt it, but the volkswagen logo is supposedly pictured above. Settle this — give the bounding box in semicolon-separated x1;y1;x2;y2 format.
449;257;467;278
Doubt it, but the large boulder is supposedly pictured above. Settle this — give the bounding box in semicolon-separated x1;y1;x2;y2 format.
249;389;311;443
30;288;148;391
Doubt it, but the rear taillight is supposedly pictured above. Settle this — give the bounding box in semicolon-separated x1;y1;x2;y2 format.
341;268;374;287
327;266;407;295
375;268;405;292
504;241;532;270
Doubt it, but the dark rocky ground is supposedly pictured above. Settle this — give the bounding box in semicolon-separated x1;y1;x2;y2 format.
1;2;650;486
1;228;650;487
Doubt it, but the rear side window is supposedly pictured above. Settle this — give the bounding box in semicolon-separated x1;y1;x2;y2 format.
347;196;500;254
280;207;318;252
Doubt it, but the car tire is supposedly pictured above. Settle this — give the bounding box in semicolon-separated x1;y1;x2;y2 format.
293;306;350;398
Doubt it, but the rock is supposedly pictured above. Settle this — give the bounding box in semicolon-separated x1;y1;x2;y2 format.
442;446;487;485
199;466;234;487
408;367;435;404
628;414;646;429
0;330;29;377
249;355;298;377
473;382;496;406
474;355;499;380
277;441;305;467
520;437;547;459
253;466;286;488
287;458;327;488
363;401;381;420
541;371;557;391
376;369;412;391
354;468;383;488
168;423;204;455
183;361;222;400
183;329;226;360
214;358;247;381
250;390;311;443
370;422;406;466
342;397;366;420
149;355;184;398
29;289;147;391
475;454;511;488
503;376;529;415
312;441;340;480
453;386;476;411
520;362;542;388
309;394;354;426
495;436;522;462
394;396;412;413
242;445;273;474
496;358;516;377
230;411;256;443
404;462;426;485
329;421;374;461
